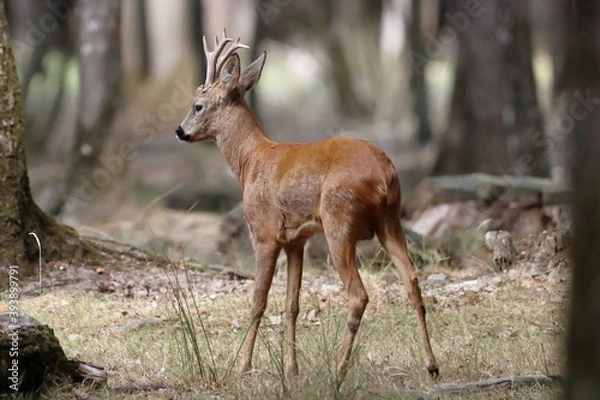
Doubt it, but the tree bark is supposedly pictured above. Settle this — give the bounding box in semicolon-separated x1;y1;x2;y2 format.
433;0;548;177
562;1;600;399
0;2;84;279
48;0;125;224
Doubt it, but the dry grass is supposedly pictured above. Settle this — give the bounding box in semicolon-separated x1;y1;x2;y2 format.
17;260;566;399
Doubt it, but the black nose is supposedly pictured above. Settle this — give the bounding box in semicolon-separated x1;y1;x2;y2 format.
175;126;190;141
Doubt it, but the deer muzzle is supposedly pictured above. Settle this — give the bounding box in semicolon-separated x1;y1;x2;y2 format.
175;126;190;142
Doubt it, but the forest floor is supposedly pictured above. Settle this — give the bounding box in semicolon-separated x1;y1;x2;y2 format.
5;208;569;399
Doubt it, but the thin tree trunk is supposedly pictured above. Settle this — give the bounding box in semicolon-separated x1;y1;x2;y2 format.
562;1;600;398
544;0;575;181
248;0;266;119
0;3;83;279
5;0;75;101
317;1;368;118
49;0;125;224
189;0;205;85
135;0;151;80
433;0;547;176
407;0;432;144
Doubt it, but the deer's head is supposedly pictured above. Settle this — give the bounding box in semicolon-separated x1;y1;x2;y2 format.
176;30;266;143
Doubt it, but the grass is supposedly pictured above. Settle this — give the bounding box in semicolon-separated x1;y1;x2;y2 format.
15;260;565;399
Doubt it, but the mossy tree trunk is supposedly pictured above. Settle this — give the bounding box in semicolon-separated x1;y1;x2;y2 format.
0;2;84;278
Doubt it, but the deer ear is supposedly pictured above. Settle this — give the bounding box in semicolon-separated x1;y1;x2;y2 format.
239;51;266;94
220;53;241;94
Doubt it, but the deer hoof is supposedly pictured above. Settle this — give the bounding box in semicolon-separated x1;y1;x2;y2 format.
427;363;440;378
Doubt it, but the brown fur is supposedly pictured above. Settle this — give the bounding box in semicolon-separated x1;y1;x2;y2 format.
176;48;439;377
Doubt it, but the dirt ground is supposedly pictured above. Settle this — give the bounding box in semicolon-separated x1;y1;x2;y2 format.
16;205;571;301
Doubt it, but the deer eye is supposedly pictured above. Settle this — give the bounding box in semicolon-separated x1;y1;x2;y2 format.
194;104;204;113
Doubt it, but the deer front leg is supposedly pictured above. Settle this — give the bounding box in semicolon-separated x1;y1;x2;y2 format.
239;241;280;373
283;242;305;376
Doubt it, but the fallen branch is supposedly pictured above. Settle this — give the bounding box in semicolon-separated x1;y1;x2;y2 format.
69;359;107;386
111;382;167;393
430;374;561;394
83;234;255;280
108;317;175;333
217;266;255;281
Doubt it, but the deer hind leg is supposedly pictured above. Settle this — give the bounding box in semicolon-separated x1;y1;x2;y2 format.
283;241;305;376
377;219;439;377
323;230;368;377
239;241;281;373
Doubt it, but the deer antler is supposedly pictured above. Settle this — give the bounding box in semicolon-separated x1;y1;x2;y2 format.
203;28;249;89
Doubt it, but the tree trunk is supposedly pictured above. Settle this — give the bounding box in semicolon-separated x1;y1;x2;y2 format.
4;0;76;101
135;0;151;80
189;0;205;85
248;0;266;120
563;1;600;398
433;0;547;177
321;2;367;118
407;0;433;144
0;3;84;279
310;1;375;119
0;312;107;395
48;0;125;224
544;0;576;181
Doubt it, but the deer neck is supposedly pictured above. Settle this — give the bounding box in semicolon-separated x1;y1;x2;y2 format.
216;102;272;188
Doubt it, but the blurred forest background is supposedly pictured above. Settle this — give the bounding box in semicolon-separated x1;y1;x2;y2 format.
1;1;600;396
3;0;583;227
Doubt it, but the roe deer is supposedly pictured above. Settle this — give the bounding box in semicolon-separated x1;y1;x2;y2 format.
175;30;439;377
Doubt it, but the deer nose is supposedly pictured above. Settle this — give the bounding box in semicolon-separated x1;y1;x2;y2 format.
175;126;190;141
